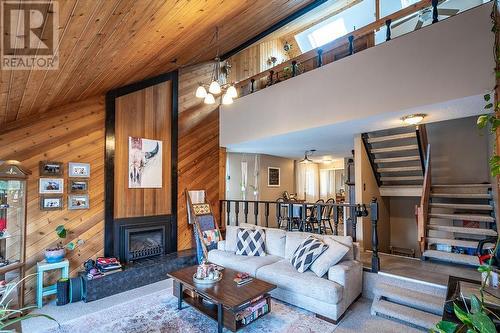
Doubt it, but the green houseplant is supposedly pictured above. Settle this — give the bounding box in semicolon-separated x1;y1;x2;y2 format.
44;225;84;263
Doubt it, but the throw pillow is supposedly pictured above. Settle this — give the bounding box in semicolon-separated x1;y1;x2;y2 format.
290;236;329;273
236;228;266;256
201;229;221;247
310;237;350;277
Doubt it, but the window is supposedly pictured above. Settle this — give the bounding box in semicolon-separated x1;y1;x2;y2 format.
306;18;348;49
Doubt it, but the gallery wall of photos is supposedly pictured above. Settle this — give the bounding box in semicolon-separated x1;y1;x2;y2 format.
38;161;91;211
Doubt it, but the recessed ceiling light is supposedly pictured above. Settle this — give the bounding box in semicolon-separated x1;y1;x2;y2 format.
401;114;426;125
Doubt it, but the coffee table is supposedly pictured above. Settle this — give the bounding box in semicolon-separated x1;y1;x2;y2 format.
168;265;276;332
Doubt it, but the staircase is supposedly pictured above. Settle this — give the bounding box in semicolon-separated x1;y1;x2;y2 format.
422;184;498;265
362;126;427;196
371;277;445;331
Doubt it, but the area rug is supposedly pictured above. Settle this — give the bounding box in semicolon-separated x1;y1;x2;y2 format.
43;287;337;333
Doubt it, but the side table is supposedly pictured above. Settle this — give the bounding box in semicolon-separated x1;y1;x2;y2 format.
36;259;69;308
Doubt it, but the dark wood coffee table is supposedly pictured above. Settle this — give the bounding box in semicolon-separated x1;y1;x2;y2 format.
168;265;276;332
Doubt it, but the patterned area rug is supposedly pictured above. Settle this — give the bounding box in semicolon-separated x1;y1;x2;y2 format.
44;288;337;333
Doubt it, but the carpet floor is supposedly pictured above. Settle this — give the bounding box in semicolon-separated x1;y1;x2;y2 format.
25;282;424;333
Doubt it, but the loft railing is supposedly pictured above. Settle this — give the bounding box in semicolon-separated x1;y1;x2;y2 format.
234;0;439;98
219;198;381;273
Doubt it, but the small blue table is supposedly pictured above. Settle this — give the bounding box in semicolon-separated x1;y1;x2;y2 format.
36;259;69;308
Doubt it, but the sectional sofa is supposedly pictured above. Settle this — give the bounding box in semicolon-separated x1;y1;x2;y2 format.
207;224;363;323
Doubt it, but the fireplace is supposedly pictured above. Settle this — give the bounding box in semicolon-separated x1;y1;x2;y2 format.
125;226;165;261
113;215;176;262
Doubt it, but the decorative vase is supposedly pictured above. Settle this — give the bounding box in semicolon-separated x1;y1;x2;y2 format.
44;248;65;263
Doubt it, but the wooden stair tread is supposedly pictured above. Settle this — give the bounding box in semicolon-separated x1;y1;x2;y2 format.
429;203;493;211
430;193;491;199
380;176;423;181
432;184;492;188
374;156;420;163
427;225;497;236
429;213;494;222
423;250;479;266
367;132;416;143
377;166;422;172
426;237;479;248
371;145;419;153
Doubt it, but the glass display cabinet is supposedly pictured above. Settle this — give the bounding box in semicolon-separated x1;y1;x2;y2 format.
0;160;30;308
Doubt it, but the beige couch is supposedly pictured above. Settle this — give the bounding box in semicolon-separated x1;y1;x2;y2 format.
207;224;362;323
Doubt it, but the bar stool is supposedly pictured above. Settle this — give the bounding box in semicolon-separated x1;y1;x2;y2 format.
36;259;69;308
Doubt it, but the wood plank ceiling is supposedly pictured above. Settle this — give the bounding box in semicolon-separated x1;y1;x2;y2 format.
0;0;315;126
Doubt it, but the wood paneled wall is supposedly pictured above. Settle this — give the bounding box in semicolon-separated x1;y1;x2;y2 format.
114;81;172;219
0;62;225;302
0;97;105;303
177;65;225;250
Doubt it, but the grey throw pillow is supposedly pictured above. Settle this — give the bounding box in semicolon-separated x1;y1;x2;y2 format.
290;236;328;273
310;237;350;277
236;228;266;256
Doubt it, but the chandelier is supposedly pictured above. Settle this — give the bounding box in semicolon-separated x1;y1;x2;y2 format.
195;28;237;105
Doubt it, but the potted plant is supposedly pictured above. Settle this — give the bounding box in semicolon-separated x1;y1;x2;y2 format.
44;225;83;263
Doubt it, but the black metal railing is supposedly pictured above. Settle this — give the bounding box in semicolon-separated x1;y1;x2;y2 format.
219;198;380;273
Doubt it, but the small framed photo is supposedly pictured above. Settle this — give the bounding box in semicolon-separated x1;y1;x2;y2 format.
267;167;280;187
39;161;63;177
40;196;63;211
68;162;90;178
68;194;89;210
69;179;88;194
39;178;64;194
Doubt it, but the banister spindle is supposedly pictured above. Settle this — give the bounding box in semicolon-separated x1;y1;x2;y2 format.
234;201;240;225
254;202;259;225
432;0;439;24
244;201;249;224
317;49;323;67
385;19;392;41
348;35;354;55
226;201;231;226
265;202;270;227
250;79;255;93
291;61;297;77
276;202;282;228
333;205;339;236
268;70;274;86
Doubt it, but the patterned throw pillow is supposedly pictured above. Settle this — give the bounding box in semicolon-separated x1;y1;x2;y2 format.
290;236;329;273
192;203;211;215
202;229;221;250
236;228;266;256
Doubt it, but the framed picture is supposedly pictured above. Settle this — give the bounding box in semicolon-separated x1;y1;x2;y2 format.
39;161;63;177
39;178;64;194
40;195;63;211
128;136;163;188
68;194;89;210
69;179;88;194
268;167;280;187
68;162;90;178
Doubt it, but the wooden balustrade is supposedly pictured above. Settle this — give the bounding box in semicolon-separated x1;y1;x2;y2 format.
220;199;380;271
234;0;434;98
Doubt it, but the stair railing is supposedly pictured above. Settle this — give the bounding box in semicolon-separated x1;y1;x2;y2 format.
416;144;431;254
415;124;428;172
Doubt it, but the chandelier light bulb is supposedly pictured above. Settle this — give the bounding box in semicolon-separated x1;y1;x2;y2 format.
208;81;221;95
226;85;238;98
204;93;215;105
222;93;233;105
195;85;207;98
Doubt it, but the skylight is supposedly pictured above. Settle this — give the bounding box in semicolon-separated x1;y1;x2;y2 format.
306;18;348;49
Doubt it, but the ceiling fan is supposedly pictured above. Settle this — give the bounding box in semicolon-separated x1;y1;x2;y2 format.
392;0;460;31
